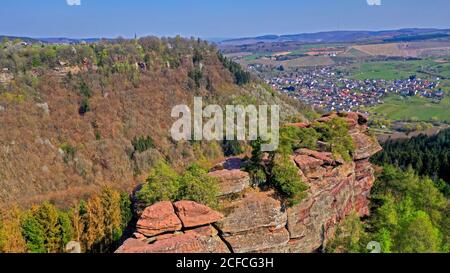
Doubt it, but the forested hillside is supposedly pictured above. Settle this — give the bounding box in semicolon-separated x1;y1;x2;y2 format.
372;129;450;187
0;37;312;207
327;165;450;253
328;129;450;253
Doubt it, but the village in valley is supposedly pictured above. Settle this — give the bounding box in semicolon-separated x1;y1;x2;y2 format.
265;66;444;112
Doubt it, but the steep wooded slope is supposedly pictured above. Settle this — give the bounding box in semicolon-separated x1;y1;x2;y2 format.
0;37;310;207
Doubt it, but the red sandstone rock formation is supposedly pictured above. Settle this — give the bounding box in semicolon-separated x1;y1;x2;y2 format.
136;201;182;237
208;169;250;196
117;112;382;253
173;201;223;228
117;200;228;253
215;190;287;234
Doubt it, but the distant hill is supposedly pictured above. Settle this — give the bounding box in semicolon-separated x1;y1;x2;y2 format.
220;28;450;46
4;28;450;46
0;35;105;44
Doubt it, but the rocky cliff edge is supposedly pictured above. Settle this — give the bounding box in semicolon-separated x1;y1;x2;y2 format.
116;112;382;253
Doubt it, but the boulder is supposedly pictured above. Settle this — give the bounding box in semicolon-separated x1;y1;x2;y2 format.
184;225;219;237
295;149;335;165
125;233;229;253
173;201;223;228
208;169;250;196
294;155;323;169
115;238;151;253
152;232;184;242
36;103;50;115
216;190;287;234
287;161;357;248
293;155;327;179
351;132;382;160
136;201;182;237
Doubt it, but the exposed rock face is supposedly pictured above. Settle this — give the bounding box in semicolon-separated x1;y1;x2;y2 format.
224;227;290;253
351;132;382;161
216;190;287;234
208;158;251;196
117;233;229;253
117;200;228;253
173;201;223;228
117;112;382;253
136;201;182;237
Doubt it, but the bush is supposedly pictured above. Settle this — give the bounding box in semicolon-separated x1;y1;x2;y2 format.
79;98;91;116
222;140;244;157
136;162;220;208
179;164;220;208
132;136;155;153
270;155;308;206
60;143;76;163
79;82;92;98
136;161;181;206
312;118;355;162
278;126;320;155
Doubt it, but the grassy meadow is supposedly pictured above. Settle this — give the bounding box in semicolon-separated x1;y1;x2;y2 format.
364;95;450;122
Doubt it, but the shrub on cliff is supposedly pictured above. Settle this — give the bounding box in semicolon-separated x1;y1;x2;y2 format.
136;161;220;208
136;161;181;205
270;155;308;206
179;164;220;208
312;118;355;162
278;126;320;155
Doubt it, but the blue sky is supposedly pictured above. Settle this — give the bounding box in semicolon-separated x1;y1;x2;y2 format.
0;0;449;39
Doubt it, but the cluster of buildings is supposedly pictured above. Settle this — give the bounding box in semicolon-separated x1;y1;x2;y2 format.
267;67;444;112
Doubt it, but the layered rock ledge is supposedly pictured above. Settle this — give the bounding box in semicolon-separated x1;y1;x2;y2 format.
117;112;382;253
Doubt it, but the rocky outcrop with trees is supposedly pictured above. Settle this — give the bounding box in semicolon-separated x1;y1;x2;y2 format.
116;112;382;253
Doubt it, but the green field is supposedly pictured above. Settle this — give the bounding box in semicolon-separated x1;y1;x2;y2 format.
243;52;271;61
348;59;450;80
364;95;450;122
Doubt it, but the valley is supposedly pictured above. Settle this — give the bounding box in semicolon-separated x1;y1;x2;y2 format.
220;34;450;141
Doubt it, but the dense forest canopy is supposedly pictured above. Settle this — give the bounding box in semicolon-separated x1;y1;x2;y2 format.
327;165;450;253
372;129;450;186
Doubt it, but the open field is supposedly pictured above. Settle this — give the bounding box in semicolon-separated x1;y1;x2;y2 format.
352;41;450;57
353;43;405;57
347;59;450;80
364;95;450;122
240;55;335;67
